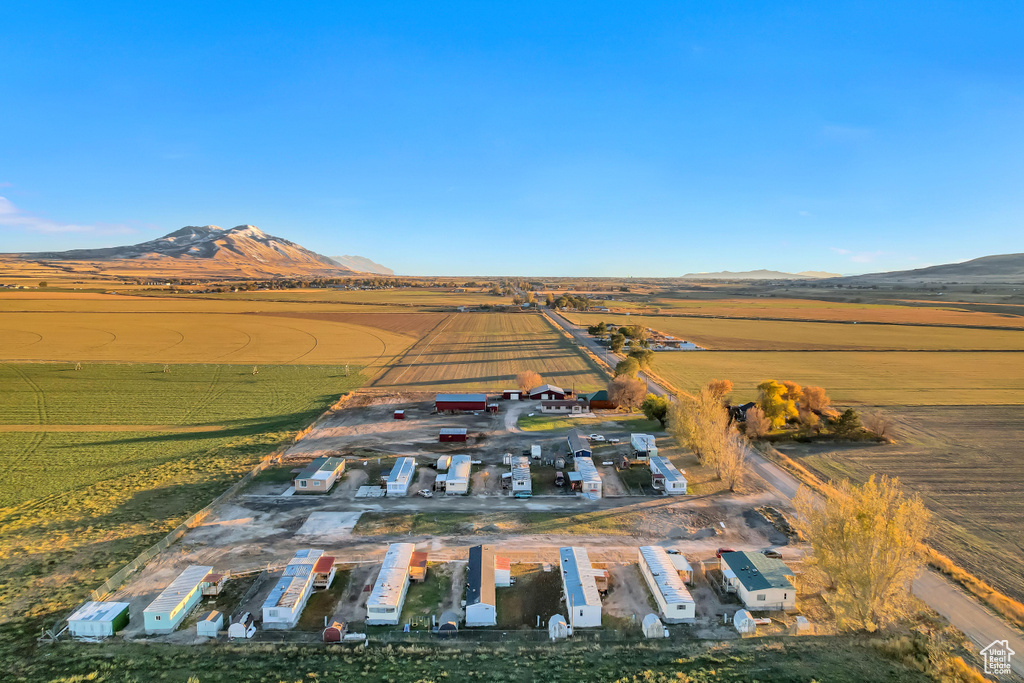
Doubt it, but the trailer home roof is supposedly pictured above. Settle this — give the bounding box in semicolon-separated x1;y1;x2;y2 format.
368;543;415;609
467;545;496;607
69;601;130;624
387;457;416;484
447;454;472;484
144;565;213;614
512;456;530;482
649;455;685;483
559;547;601;609
575;456;601;484
639;546;694;606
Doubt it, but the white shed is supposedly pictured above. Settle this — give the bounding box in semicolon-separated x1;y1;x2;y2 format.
638;546;695;623
445;455;471;495
228;612;256;639
559;547;602;628
196;610;223;637
734;609;757;634
67;601;130;638
548;614;570;640
366;543;415;625
642;613;666;638
436;455;452;471
386;457;416;496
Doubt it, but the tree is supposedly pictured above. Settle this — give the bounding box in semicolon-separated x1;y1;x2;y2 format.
628;348;655;369
609;333;626;353
758;380;798;428
833;408;862;438
587;322;607;336
641;394;670;427
794;476;930;631
516;370;542;392
614;357;641;378
802;385;838;419
744;405;771;438
38;281;47;288
706;379;733;401
668;380;748;490
863;413;893;441
608;375;646;412
526;291;536;305
545;292;554;307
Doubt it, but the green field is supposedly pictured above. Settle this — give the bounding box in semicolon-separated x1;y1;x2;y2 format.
0;363;361;636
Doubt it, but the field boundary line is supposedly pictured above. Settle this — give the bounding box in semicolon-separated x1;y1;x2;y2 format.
372;313;455;387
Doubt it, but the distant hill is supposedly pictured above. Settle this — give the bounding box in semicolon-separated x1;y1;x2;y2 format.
0;225;389;279
836;253;1024;284
330;255;393;276
682;269;840;280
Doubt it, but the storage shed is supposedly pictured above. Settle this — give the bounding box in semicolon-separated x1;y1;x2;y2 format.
502;390;522;400
435;393;487;412
367;543;415;625
465;545;498;627
196;610;223;637
548;614;570;640
559;547;602;628
228;612;255;639
393;409;405;419
528;384;566;400
437;611;460;638
262;549;324;629
436;455;452;471
323;621;347;642
386;457;416;496
409;551;428;582
567;430;592;459
143;565;213;634
294;457;346;494
733;609;757;635
649;455;687;495
439;427;468;442
444;455;471;495
719;551;796;611
638;546;695;623
67;601;130;638
642;613;666;638
574;456;602;498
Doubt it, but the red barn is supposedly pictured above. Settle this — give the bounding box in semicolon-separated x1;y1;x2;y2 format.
435;393;487;412
528;384;566;400
502;390;522;400
439;428;468;442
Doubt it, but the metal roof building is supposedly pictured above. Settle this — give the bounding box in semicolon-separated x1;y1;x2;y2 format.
386;457;416;496
559;547;602;628
511;455;531;496
638;546;695;623
143;565;213;634
465;545;497;627
68;601;130;638
719;551;796;611
294;456;346;494
567;430;592;458
649;455;687;495
445;454;472;495
367;543;416;625
574;456;602;498
262;549;324;629
435;393;487;412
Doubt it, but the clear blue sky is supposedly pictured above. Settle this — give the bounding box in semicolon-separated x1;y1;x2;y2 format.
2;1;1022;276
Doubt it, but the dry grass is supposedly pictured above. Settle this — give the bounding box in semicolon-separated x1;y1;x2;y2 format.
924;546;1024;629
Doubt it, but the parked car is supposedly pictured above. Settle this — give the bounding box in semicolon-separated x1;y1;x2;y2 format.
417;489;434;498
761;549;783;559
607;437;621;444
716;547;736;558
554;471;566;487
588;434;606;441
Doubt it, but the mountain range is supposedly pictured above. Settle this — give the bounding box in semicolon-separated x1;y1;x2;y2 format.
682;269;841;280
834;253;1024;284
0;225;391;279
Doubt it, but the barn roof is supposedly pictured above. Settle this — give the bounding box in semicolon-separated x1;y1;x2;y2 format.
529;384;564;395
435;393;487;403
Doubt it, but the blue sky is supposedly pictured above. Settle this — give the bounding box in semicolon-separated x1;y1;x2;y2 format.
2;1;1022;276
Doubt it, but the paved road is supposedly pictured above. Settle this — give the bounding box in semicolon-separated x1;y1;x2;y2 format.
548;306;1024;675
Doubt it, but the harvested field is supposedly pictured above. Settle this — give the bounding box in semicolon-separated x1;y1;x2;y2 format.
371;312;607;391
777;405;1024;603
648;351;1024;405
262;311;448;337
563;312;1024;351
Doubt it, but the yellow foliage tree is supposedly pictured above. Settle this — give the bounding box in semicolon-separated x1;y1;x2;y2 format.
794;476;930;632
516;370;542;392
757;380;798;428
669;381;747;490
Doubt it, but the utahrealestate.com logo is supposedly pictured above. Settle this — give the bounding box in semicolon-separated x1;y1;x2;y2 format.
980;639;1015;677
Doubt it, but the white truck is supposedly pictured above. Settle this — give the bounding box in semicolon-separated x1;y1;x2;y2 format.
531;444;542;460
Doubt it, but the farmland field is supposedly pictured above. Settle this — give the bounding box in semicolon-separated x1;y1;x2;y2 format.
777;405;1024;603
645;351;1024;405
562;312;1024;351
371;312;607;391
205;287;499;307
0;363;362;635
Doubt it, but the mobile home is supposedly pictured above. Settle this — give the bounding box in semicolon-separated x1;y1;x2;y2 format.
68;601;130;638
567;430;592;459
143;565;214;634
649;455;687;495
510;455;531;496
629;434;657;462
262;549;325;629
366;543;416;625
465;545;498;627
559;547;602;628
445;454;471;495
386;457;416;496
638;546;695;623
294;457;346;494
574;456;602;498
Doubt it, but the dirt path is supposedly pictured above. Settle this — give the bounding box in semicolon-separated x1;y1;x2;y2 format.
602;564;653;620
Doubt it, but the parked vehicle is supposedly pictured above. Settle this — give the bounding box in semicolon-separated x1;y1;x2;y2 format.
607;437;620;444
554;471;566;487
417;489;434;498
588;434;606;441
761;549;783;559
716;548;736;558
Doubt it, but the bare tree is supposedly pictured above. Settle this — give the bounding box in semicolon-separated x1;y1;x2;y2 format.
744;405;771;438
802;385;839;419
717;429;747;492
608;375;646;412
794;476;930;631
863;413;894;442
516;370;542;392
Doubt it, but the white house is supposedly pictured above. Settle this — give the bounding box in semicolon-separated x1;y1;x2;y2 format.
196;610;223;637
719;551;796;611
540;399;585;414
574;456;602;498
649;455;687;495
466;545;507;627
262;549;324;629
366;543;415;625
67;601;130;638
294;457;346;494
630;434;657;462
143;565;214;634
445;455;472;495
638;546;695;623
511;455;531;496
386;457;416;496
559;547;602;628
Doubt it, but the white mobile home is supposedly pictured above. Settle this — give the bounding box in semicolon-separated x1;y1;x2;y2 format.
638;546;695;623
196;610;223;637
262;549;325;629
294;457;346;494
143;565;214;634
465;545;498;627
68;601;130;638
630;433;657;462
719;551;796;611
649;455;687;495
445;455;472;495
386;457;416;496
366;543;415;625
559;547;602;628
511;455;531;496
574;456;602;498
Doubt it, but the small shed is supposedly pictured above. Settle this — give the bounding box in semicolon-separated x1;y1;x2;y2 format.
502;390;522;401
439;428;468;443
410;551;428;582
487;403;500;414
393;410;405;420
196;610;223;637
437;610;459;638
228;612;256;639
67;601;130;638
323;621;347;642
734;609;757;635
436;455;452;471
312;555;337;589
795;616;812;634
548;614;570;641
642;613;666;638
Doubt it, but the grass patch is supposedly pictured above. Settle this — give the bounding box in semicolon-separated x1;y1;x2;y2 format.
496;564;563;629
297;570;352;631
401;564;452;625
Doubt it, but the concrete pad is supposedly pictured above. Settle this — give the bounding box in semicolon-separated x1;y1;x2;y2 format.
295;511;363;540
